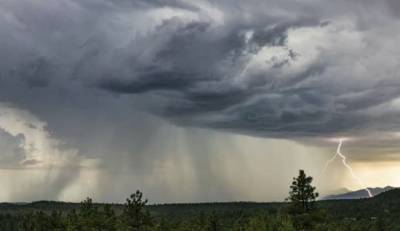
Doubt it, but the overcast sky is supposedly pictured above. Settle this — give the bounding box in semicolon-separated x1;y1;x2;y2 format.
0;0;400;202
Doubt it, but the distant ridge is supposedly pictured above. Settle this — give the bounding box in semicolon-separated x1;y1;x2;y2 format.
322;186;395;200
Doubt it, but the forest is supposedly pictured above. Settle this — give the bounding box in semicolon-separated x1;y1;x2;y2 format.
0;170;398;231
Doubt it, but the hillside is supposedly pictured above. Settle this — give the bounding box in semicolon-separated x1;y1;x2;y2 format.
322;186;395;200
1;189;400;230
0;188;399;217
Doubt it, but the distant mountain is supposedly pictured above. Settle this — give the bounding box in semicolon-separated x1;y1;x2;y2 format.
322;186;395;200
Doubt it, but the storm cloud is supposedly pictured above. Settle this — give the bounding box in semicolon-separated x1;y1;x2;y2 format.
0;0;400;202
1;0;400;138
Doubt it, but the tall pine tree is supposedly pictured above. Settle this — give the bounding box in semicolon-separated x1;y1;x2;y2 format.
287;170;319;213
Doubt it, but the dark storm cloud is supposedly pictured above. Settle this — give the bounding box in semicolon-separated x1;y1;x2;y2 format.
90;15;329;137
65;1;399;139
1;0;400;141
0;0;400;159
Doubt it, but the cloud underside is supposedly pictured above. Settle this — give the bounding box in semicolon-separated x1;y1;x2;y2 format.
1;0;400;139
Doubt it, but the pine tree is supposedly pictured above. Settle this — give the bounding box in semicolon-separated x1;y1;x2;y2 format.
122;190;153;230
287;169;319;213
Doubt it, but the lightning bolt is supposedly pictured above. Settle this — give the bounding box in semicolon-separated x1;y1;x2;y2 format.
322;138;373;198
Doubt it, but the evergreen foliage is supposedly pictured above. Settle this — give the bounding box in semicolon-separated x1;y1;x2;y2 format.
0;175;398;230
287;169;319;214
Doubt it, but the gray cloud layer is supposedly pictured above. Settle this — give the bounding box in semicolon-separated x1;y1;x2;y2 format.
1;0;400;139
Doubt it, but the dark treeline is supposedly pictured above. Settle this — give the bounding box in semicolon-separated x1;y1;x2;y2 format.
0;170;398;230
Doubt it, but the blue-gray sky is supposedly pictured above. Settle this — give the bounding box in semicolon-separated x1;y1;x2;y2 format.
0;0;400;202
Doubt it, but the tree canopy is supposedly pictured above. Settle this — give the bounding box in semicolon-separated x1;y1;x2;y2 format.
287;169;319;213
